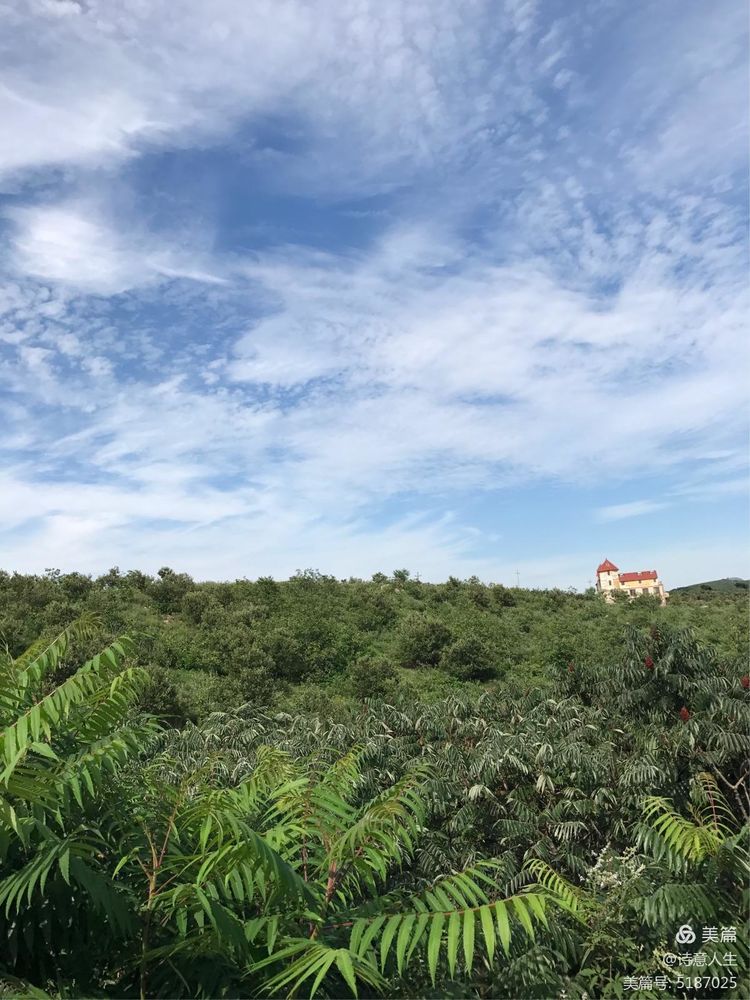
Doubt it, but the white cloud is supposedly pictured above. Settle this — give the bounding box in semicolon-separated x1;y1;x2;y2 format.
7;205;147;294
673;476;749;502
595;500;670;523
1;456;745;588
0;0;549;191
225;206;747;497
0;0;743;206
5;202;226;294
615;3;748;189
0;472;497;583
1;187;746;576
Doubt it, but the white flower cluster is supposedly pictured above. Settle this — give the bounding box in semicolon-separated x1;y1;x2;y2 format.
587;844;645;891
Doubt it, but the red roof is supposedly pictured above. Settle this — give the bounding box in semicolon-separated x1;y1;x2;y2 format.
597;559;619;573
619;571;657;583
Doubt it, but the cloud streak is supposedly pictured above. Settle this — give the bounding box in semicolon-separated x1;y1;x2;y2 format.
595;500;670;523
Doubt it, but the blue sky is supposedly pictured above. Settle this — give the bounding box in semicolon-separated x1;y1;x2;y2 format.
0;0;747;588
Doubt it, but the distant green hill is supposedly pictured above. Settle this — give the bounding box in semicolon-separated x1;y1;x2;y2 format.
672;577;749;594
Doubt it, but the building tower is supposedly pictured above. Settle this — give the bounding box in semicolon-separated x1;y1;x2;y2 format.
596;559;621;600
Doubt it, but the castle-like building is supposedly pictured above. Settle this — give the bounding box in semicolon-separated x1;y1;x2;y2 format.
596;559;669;605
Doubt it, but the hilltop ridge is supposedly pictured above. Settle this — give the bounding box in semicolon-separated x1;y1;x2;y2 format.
671;577;749;594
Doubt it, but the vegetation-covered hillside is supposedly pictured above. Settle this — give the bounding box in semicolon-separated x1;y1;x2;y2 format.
1;567;747;723
0;569;748;998
671;578;749;596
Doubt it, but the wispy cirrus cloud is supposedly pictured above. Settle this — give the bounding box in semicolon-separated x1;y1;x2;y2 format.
595;500;671;523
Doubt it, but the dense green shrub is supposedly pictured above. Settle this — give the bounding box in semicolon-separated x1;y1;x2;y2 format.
439;635;497;680
347;654;400;699
349;588;397;631
491;584;516;607
148;566;195;614
262;626;310;681
395;614;453;667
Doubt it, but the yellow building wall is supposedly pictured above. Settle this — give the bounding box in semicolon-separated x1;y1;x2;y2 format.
596;571;668;605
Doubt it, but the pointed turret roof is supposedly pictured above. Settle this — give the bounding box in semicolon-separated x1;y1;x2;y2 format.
597;559;619;573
